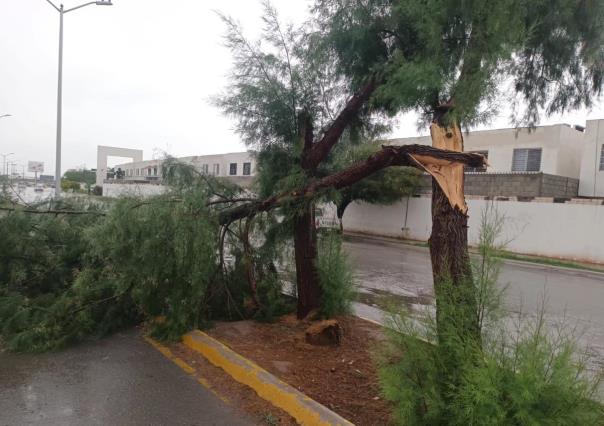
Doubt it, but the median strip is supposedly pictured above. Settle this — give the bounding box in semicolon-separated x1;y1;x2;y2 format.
182;329;355;426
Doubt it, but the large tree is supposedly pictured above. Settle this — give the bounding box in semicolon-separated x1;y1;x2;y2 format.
216;0;602;326
312;0;604;343
215;2;392;318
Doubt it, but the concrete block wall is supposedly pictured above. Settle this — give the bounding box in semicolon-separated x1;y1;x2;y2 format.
341;196;604;264
416;173;579;198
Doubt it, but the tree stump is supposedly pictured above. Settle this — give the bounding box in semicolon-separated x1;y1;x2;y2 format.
305;320;342;346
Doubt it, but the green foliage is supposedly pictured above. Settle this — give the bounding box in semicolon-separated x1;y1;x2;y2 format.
315;231;356;317
63;168;96;186
0;185;226;350
378;206;604;425
60;179;82;192
0;199;128;351
313;0;604;127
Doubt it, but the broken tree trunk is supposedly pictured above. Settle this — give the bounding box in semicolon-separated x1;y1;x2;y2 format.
403;113;482;417
419;119;480;347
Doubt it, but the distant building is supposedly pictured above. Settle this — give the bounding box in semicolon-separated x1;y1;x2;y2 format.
97;119;604;200
98;149;256;196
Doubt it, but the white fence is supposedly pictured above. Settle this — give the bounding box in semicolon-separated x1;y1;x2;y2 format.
103;182;167;198
341;196;604;264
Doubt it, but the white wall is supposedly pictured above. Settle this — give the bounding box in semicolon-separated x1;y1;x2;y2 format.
96;146;143;186
579;119;604;197
103;182;167;198
343;197;604;264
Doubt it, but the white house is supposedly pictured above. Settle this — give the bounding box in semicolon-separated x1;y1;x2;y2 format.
388;123;586;178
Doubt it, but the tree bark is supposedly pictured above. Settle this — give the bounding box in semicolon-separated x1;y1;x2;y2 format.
429;179;480;342
242;218;260;310
293;201;322;318
336;196;352;233
294;111;322;319
423;113;481;418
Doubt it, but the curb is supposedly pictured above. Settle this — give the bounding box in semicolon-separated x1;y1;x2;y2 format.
182;330;355;426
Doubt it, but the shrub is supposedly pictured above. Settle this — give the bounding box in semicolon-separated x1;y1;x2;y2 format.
315;230;356;317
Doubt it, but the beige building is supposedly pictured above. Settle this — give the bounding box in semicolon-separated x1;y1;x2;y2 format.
114;151;256;181
388;123;586;178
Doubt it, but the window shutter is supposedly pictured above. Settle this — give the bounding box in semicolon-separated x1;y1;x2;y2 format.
526;149;542;171
512;149;528;171
512;148;542;172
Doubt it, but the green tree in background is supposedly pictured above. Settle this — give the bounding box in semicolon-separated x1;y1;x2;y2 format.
63;168;96;193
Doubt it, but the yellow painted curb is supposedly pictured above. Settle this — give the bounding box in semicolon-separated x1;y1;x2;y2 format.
182;330;355;426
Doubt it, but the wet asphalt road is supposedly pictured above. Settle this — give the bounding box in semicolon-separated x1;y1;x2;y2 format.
344;234;604;369
0;329;251;426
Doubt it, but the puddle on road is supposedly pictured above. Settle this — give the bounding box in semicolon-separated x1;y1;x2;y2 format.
356;287;433;311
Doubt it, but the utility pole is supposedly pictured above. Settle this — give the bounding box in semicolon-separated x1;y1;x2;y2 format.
44;0;114;197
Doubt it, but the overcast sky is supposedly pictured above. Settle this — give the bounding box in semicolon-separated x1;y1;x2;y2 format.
1;1;603;176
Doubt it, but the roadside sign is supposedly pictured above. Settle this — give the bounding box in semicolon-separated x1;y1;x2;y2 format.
28;161;44;173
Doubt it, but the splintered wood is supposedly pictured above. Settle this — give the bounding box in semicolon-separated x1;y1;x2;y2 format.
409;123;468;214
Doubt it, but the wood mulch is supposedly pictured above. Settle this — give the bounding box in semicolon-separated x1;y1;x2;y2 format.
203;314;394;426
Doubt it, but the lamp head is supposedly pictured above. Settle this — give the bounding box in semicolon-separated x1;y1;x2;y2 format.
95;1;112;5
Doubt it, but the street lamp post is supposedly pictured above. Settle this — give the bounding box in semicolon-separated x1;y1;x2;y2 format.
1;153;14;177
44;0;113;196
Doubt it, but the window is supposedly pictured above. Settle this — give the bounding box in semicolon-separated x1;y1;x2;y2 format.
212;164;220;176
153;167;157;176
136;168;139;176
243;162;251;176
512;148;542;172
465;151;488;173
202;164;209;174
600;145;604;171
229;163;237;175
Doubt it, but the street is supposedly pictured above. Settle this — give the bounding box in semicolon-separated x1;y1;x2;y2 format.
345;234;604;371
0;329;251;426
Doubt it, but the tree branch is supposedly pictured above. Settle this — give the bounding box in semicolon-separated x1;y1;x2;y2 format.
218;144;486;225
303;76;381;169
0;207;106;216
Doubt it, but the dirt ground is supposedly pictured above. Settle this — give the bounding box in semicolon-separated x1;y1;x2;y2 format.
203;315;394;426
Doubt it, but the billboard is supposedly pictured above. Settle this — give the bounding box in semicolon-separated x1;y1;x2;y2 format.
28;161;44;173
